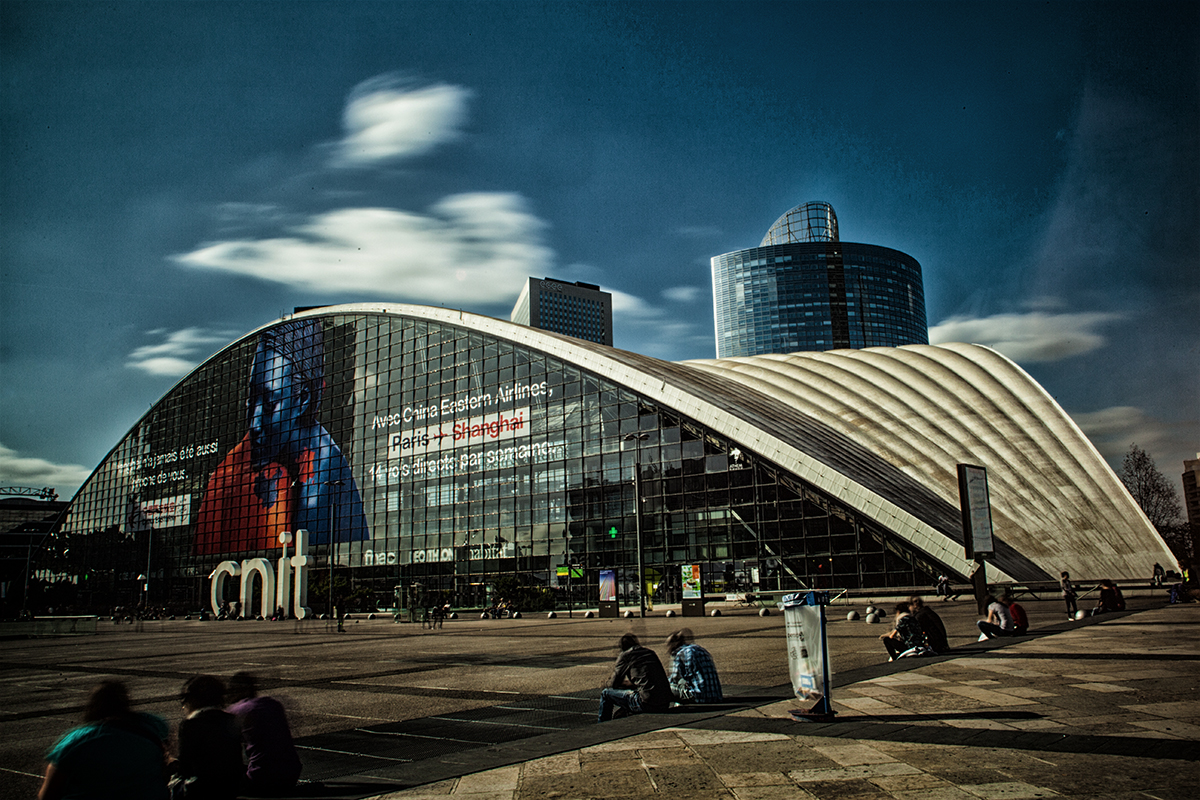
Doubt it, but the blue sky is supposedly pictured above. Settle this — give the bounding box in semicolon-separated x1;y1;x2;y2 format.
2;0;1197;499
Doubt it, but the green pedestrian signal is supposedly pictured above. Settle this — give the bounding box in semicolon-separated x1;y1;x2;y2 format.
608;526;619;539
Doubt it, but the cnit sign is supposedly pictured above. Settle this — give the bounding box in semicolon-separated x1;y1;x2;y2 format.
207;530;311;619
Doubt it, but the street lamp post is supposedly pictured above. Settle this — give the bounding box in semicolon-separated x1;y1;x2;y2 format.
622;432;649;618
322;480;344;624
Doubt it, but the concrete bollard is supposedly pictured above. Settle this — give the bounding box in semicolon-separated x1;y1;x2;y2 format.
865;606;877;616
547;611;557;619
511;611;522;619
846;610;860;621
584;610;594;618
710;609;722;617
865;613;880;624
623;610;634;618
1074;610;1087;620
665;609;676;618
759;608;771;617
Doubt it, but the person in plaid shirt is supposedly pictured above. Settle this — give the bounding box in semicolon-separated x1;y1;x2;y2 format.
666;628;723;704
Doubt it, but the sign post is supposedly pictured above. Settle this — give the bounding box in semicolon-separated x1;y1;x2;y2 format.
958;464;995;615
780;591;835;722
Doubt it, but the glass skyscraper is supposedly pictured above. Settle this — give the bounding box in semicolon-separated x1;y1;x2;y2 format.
712;202;928;358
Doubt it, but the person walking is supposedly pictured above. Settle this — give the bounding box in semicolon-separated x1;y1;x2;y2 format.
597;633;671;722
1060;571;1078;618
39;680;169;800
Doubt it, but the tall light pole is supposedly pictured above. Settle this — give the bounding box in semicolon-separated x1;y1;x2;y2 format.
622;433;649;618
322;480;344;623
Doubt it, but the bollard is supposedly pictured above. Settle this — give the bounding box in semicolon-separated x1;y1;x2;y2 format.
710;609;722;617
759;608;771;617
547;611;557;619
865;613;880;624
846;610;860;621
665;609;676;618
584;610;594;618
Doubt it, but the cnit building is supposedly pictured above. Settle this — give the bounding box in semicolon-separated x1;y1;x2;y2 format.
49;301;1172;617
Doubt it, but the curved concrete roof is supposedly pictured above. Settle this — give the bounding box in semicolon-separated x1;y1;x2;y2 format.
231;304;1173;583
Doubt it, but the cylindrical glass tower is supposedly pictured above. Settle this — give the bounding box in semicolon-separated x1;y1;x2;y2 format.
712;202;928;357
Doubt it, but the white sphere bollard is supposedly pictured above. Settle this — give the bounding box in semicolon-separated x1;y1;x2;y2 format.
758;608;771;617
665;609;676;618
450;612;458;620
865;613;880;624
846;610;860;621
623;610;634;618
1074;610;1087;620
547;611;557;619
480;612;489;620
511;611;522;619
710;609;722;617
584;610;594;618
865;606;877;616
368;613;376;620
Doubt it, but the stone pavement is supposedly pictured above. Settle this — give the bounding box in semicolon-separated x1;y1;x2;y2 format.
369;604;1200;800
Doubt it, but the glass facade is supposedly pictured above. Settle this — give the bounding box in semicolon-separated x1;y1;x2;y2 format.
712;242;929;358
55;311;948;615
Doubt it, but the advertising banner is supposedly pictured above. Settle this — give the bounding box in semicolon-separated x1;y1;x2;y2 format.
781;593;830;704
599;569;617;602
681;564;701;599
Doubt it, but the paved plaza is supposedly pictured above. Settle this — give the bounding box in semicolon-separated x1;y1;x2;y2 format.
1;593;1196;799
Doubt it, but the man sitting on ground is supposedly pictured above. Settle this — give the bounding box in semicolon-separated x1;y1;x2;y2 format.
1001;592;1028;634
597;633;671;722
666;628;723;704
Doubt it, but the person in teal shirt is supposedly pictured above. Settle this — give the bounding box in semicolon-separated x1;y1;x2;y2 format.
40;680;168;800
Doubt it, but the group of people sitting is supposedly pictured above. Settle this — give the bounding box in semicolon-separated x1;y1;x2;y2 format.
40;673;301;800
597;628;723;722
878;596;950;660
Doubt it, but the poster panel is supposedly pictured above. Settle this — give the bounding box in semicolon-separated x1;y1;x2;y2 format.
782;601;827;702
958;463;995;559
681;564;701;599
599;569;617;602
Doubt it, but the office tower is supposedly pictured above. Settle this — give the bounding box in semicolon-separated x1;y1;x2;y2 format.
511;277;613;346
711;201;928;357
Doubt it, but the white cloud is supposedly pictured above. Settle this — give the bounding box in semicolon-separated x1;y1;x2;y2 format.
928;309;1123;363
334;74;471;166
662;286;704;303
127;327;232;376
174;194;553;304
0;442;93;498
609;290;713;359
1068;405;1188;495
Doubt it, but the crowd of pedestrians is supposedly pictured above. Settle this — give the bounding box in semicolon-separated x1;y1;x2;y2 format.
40;673;301;800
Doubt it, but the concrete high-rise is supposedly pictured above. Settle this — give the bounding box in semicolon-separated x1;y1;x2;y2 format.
711;201;928;357
511;277;613;346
